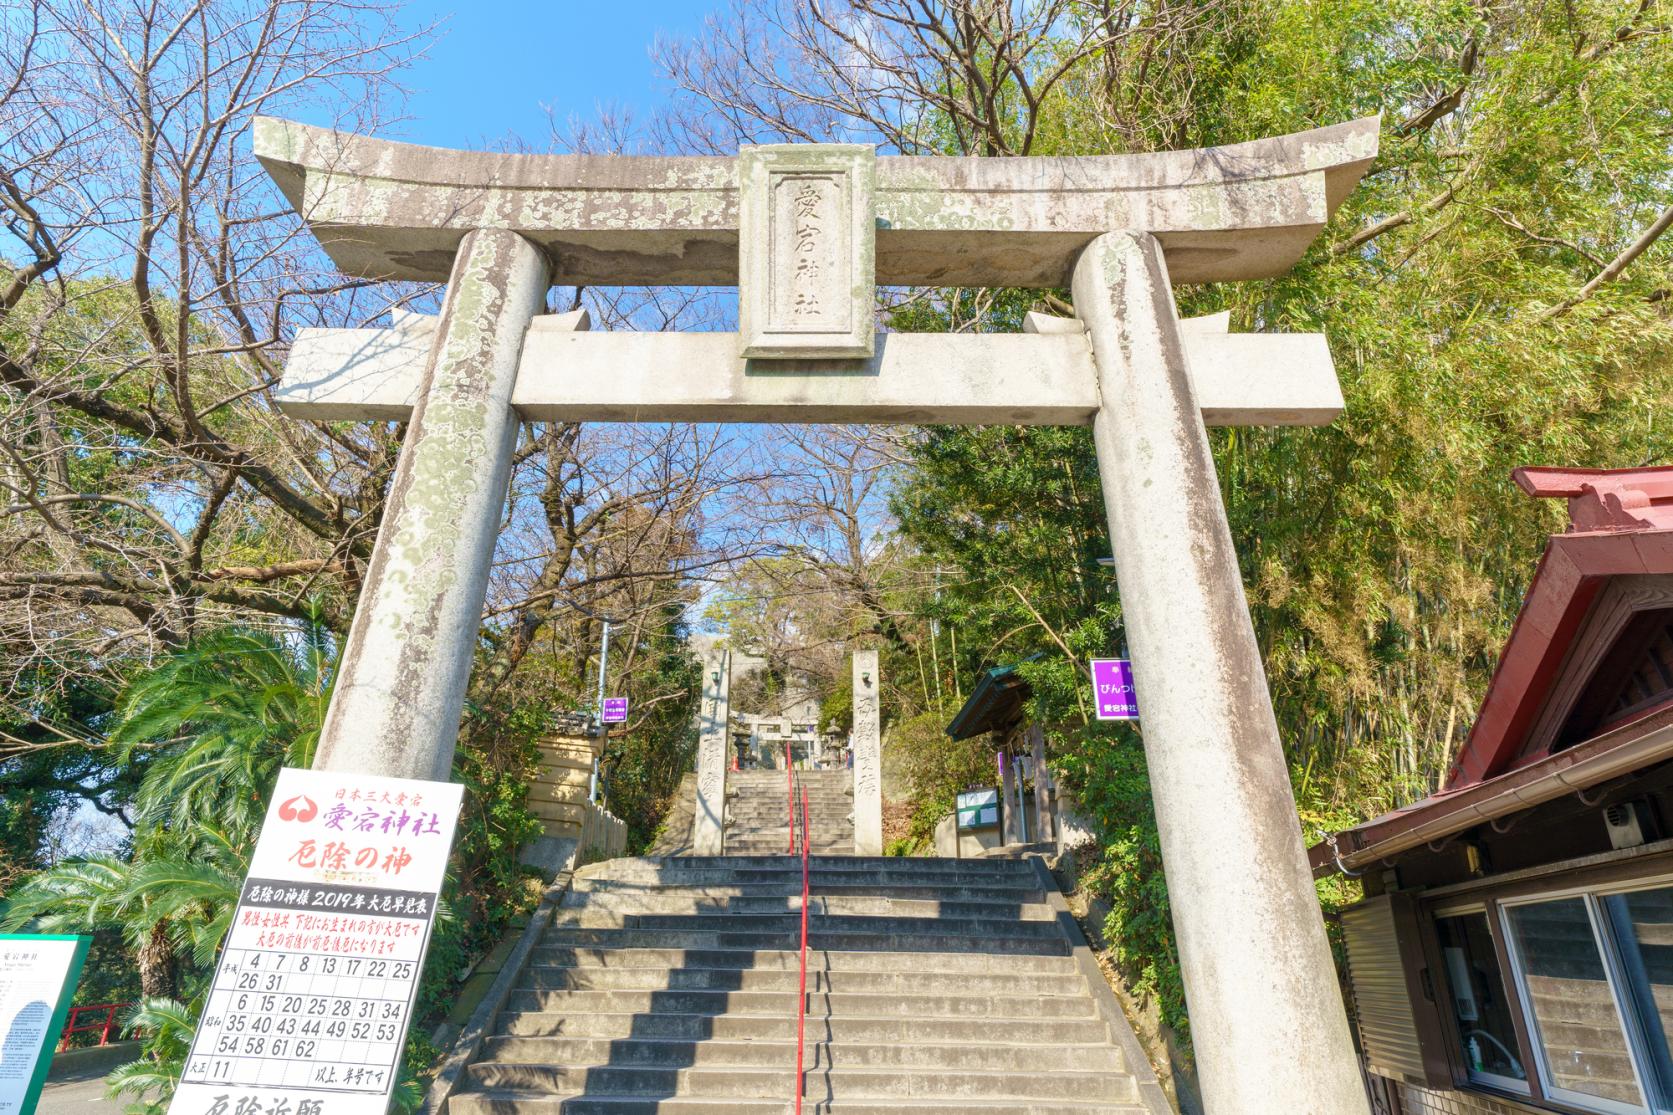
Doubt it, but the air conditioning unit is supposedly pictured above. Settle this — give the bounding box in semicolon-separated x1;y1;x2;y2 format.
1604;799;1656;850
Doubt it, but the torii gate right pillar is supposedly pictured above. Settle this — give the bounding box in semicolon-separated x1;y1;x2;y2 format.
1075;231;1368;1115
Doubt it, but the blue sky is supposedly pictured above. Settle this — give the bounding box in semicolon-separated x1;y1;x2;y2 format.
392;1;715;149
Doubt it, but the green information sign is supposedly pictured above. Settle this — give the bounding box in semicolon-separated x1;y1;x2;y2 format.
0;933;90;1115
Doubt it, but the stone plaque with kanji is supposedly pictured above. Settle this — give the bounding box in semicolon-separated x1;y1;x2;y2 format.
738;144;875;359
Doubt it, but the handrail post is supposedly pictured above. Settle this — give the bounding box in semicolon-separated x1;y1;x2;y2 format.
795;783;810;1115
786;742;795;854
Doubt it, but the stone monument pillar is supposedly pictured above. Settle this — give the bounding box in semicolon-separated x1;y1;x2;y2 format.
691;647;732;855
1073;231;1369;1115
851;649;882;855
311;230;552;780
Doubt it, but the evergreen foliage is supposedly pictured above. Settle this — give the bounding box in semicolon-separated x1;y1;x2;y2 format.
879;0;1673;1038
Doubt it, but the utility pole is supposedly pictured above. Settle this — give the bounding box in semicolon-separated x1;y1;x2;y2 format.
590;619;611;804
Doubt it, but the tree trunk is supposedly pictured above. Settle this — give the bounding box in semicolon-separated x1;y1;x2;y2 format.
138;920;178;1000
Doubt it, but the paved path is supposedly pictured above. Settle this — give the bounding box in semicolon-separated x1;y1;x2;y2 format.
38;1068;122;1115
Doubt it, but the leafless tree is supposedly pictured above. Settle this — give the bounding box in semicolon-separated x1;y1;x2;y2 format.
0;0;426;732
651;0;1237;156
0;0;763;754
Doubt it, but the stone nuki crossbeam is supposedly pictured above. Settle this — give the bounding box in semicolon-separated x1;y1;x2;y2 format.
275;308;1341;427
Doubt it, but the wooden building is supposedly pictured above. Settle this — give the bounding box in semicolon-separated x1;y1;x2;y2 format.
938;662;1058;853
1314;466;1673;1115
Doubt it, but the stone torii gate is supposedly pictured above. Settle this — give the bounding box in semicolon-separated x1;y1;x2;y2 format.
256;115;1378;1115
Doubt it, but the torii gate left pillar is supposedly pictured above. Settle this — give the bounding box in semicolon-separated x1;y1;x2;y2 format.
256;115;1380;1115
311;228;550;780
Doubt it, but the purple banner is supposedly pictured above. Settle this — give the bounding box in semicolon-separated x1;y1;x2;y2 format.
1090;658;1139;721
601;697;629;723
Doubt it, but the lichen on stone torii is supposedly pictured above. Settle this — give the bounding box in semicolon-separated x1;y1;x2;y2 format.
253;114;1378;287
257;116;1384;1115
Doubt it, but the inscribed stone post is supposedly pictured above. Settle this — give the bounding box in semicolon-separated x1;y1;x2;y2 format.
692;648;732;855
851;650;882;855
1073;231;1368;1115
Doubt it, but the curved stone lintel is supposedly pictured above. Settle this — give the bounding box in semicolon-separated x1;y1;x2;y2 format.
254;116;1379;287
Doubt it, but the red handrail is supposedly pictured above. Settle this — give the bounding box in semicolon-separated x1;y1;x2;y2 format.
58;1002;131;1050
795;782;810;1115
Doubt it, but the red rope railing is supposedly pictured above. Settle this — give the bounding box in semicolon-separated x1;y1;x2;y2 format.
795;781;810;1115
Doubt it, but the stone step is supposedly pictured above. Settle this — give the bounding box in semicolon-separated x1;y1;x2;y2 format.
517;964;1088;996
529;946;1079;976
455;791;1152;1115
569;880;1046;903
732;807;851;812
729;805;852;814
583;868;1040;890
497;1009;1114;1045
476;1035;1123;1073
464;1063;1138;1102
453;1097;1144;1115
502;988;1098;1020
581;856;1035;877
556;894;1056;921
547;913;1064;940
538;927;1069;956
737;811;851;816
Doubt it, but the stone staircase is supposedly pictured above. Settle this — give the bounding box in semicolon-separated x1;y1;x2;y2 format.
444;771;1164;1114
725;769;854;856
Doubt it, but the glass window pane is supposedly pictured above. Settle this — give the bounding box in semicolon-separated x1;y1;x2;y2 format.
1436;912;1529;1088
1602;887;1673;1108
1506;897;1643;1108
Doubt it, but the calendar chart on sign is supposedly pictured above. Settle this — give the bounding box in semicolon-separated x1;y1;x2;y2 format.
183;880;434;1095
170;768;463;1115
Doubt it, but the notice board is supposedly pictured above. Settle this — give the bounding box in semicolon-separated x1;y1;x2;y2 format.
170;767;463;1115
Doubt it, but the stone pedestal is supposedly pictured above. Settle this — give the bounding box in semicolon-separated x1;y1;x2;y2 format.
1074;231;1368;1115
311;229;554;780
692;648;731;855
851;650;882;855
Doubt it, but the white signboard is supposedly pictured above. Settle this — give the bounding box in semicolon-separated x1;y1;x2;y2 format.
956;788;1001;831
171;768;463;1115
0;935;88;1115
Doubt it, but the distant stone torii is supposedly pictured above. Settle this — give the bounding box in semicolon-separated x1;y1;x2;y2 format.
255;115;1381;1115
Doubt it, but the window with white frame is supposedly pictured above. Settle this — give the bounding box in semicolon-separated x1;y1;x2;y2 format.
1439;879;1673;1113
